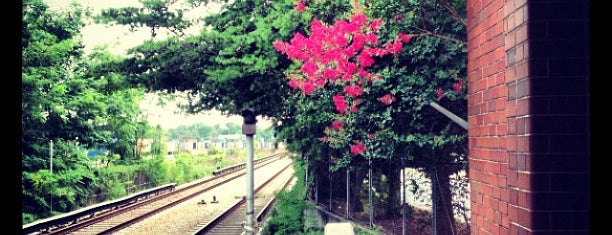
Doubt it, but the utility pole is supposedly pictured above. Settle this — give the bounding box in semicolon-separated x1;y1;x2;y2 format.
241;108;257;235
49;140;53;174
50;140;53;213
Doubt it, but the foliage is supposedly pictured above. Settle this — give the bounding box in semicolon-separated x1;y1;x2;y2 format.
95;0;192;37
260;158;308;235
22;0;157;222
273;1;467;232
101;0;308;119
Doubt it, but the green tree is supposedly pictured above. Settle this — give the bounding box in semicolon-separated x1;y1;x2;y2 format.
22;0;152;222
98;0;307;119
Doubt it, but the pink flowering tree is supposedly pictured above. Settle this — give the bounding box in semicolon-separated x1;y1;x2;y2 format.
274;5;413;168
274;0;468;227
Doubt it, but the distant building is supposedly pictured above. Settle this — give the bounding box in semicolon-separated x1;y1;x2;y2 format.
136;138;154;153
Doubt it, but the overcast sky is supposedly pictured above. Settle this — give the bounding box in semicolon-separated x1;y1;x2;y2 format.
43;0;272;130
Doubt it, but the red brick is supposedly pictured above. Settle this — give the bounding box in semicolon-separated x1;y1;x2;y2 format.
505;65;517;82
503;0;515;16
500;188;510;202
516;117;526;135
508;204;518;220
505;10;516;31
485;35;504;55
497;175;508;188
505;30;516;50
471;225;480;235
516;207;533;229
490;0;504;14
516;135;529;152
515;5;526;26
515;43;525;63
507;171;518;187
482;160;501;174
473;78;488;93
470;90;484;105
516;24;528;45
515;60;529;79
495;58;507;72
517;190;530;208
476;216;485;230
499;201;508;214
497;122;508;135
484;219;502;235
516;98;529;116
485;196;500;212
495;98;506;111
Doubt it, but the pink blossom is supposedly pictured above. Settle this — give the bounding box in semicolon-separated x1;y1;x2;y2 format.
358;51;375;67
273;41;286;54
452;80;464;93
301;61;318;76
437;87;444;99
333;95;348;114
350;142;366;156
295;4;306;12
323;68;338;79
350;13;367;26
379;94;396;105
398;33;413;43
357;68;370;78
370;19;383;32
288;79;300;90
302;81;315;94
332;121;343;131
394;14;405;22
344;84;363;97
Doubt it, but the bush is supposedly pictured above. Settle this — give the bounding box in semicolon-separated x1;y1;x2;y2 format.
207;146;223;155
260;160;308;235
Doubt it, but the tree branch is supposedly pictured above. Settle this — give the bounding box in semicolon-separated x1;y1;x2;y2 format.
413;28;467;45
436;0;467;26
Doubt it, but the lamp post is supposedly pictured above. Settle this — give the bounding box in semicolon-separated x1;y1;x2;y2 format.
241;108;257;235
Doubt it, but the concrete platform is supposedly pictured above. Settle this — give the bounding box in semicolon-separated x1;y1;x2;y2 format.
324;222;355;235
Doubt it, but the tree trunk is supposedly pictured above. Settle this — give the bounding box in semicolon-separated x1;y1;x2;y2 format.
432;165;457;235
383;162;401;218
350;166;368;213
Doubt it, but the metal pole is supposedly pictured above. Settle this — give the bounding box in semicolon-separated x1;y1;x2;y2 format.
315;173;319;203
432;167;437;235
49;140;53;174
241;108;256;235
50;140;53;213
346;167;350;218
329;153;332;210
369;157;373;228
429;102;468;130
245;134;254;235
305;154;309;188
402;164;407;235
329;168;332;210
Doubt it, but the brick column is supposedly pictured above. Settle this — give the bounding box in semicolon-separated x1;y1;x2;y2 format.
467;0;509;233
468;0;589;234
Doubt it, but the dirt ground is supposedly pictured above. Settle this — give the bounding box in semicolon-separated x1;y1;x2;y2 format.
328;202;470;235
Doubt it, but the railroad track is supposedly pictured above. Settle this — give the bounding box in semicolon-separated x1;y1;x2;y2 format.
192;160;296;235
23;152;289;235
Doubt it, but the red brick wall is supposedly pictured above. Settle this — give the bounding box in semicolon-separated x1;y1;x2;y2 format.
467;0;509;233
468;0;590;234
